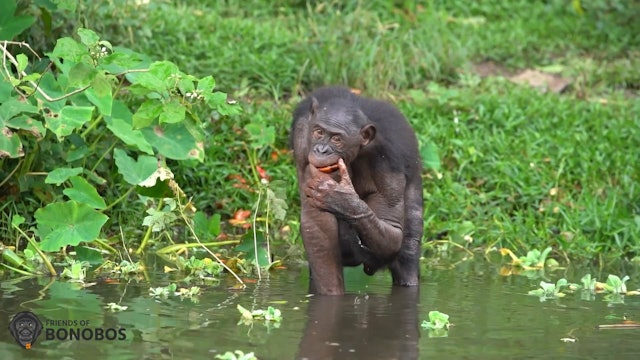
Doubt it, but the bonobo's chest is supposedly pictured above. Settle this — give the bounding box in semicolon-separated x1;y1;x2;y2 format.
349;158;397;200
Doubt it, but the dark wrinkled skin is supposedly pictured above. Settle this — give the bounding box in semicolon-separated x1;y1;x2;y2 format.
290;86;424;295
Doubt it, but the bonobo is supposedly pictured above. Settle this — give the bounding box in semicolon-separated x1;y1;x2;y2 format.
290;86;423;295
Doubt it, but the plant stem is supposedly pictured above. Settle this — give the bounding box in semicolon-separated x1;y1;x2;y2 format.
136;198;164;255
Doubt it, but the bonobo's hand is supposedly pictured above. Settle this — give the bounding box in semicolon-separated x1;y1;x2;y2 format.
304;159;362;217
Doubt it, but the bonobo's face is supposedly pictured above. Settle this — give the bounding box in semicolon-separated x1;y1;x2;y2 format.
9;312;43;349
307;101;375;173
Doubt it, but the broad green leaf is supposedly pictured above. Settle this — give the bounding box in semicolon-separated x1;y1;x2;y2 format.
6;115;46;139
45;167;83;185
48;37;88;63
130;70;165;92
68;62;97;87
420;141;441;171
46;105;94;139
244;122;275;148
148;61;180;88
75;246;104;265
65;145;89;162
236;232;270;267
158;99;186;124
35;201;109;252
62;176;107;209
100;51;146;73
53;0;77;12
0;127;23;158
141;123;204;161
208;213;221;237
113;148;157;185
204;91;227;108
11;214;25;227
0;97;38;121
193;212;221;241
0;0;35;40
16;54;28;73
77;28;100;47
197;75;215;93
85;74;113;116
105;101;153;154
132;99;162;129
177;77;195;95
135;181;173;198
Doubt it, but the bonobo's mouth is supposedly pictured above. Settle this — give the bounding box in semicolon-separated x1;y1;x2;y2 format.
316;163;339;173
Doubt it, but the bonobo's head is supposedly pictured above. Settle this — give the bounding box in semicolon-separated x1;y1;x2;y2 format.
307;97;376;173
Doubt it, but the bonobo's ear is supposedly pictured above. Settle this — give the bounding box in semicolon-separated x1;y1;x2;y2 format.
360;124;376;146
310;96;319;116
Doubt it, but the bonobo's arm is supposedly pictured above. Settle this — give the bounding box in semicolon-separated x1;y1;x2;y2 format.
304;159;404;260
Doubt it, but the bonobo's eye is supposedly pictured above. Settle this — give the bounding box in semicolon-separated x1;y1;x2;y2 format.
312;128;324;138
330;135;342;145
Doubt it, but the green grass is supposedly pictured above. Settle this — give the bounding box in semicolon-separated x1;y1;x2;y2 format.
4;0;639;262
406;80;639;257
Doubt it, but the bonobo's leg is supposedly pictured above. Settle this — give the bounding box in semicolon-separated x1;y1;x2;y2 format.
301;205;344;295
389;178;423;286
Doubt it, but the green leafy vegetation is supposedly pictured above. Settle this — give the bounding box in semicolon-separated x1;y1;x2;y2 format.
421;310;451;337
528;278;573;301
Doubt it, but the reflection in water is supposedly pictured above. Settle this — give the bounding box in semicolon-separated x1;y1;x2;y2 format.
298;287;419;360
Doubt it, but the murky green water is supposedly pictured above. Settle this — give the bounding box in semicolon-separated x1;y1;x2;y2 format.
1;259;639;359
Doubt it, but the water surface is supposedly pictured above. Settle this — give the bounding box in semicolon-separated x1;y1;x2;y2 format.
1;260;639;359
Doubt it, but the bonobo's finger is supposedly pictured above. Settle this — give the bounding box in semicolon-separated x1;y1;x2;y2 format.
337;158;353;185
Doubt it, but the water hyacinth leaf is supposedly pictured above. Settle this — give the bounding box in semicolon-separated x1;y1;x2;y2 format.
105;101;153;154
45;167;83;185
47;106;94;139
35;201;109;252
113;148;157;185
62;176;107;209
141;123;204;161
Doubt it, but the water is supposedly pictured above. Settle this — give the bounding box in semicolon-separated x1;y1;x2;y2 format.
1;259;639;359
